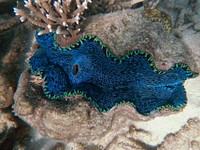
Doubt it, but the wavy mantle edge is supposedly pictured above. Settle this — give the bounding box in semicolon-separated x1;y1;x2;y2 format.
28;32;199;114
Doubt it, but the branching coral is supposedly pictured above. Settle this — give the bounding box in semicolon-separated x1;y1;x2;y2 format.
14;0;92;46
0;0;23;34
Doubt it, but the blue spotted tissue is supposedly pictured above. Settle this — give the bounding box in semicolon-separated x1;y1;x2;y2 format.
29;32;198;115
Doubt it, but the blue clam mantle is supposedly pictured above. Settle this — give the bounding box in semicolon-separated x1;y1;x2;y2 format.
29;32;198;115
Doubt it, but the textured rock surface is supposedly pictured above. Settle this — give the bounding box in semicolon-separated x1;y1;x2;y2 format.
158;118;200;150
0;22;33;108
13;64;200;149
83;10;198;72
0;75;14;108
13;69;153;147
0;109;18;144
181;28;200;72
13;7;200;149
0;1;35;149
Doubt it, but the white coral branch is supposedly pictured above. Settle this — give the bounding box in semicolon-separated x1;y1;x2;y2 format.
14;0;93;37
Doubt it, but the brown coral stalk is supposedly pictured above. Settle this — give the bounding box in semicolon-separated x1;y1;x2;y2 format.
25;0;54;25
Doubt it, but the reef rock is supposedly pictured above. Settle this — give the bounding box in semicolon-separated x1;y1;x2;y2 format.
13;8;200;150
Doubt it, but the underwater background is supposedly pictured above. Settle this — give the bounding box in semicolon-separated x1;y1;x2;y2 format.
0;0;200;149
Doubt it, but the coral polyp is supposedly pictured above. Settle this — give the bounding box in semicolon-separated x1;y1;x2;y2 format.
29;32;198;115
